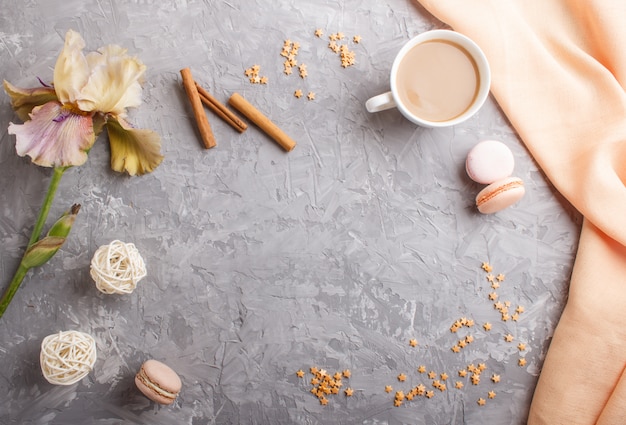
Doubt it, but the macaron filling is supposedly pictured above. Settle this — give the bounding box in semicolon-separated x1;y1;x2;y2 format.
136;366;179;401
476;179;524;206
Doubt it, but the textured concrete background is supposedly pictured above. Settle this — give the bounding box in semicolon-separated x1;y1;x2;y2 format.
0;1;581;424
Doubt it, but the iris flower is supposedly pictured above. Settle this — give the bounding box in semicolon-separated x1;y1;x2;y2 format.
4;29;163;174
0;30;163;318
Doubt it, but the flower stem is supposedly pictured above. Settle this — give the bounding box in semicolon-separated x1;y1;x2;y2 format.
0;166;67;319
29;167;67;245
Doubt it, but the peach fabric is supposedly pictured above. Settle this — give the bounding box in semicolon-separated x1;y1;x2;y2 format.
414;1;626;424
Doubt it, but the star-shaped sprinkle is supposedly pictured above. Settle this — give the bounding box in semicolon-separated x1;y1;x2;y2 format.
440;373;448;381
343;369;351;378
425;390;434;399
353;35;362;43
458;369;468;378
504;334;514;342
344;387;353;396
409;338;418;347
294;89;303;98
482;262;493;272
455;381;464;389
315;28;324;37
394;399;402;407
307;91;315;101
516;305;525;314
428;371;437;379
488;390;496;399
397;373;407;382
497;273;505;281
483;322;492;331
385;385;393;393
320;397;328;405
491;374;501;383
451;345;461;353
417;365;426;374
519;358;527;367
296;369;305;378
477;398;486;406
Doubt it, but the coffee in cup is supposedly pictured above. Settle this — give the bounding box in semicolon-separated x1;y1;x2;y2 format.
366;30;491;127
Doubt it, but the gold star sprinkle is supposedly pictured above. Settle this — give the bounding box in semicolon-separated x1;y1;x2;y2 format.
425;390;434;399
458;369;468;378
440;373;448;381
314;28;324;37
353;35;362;43
320;397;328;405
394;399;402;407
397;373;407;382
488;390;496;399
307;91;315;101
409;338;418;347
455;381;464;389
519;358;527;367
482;262;493;272
491;374;501;383
516;305;525;314
451;345;461;353
418;365;426;374
345;387;353;397
483;322;492;331
497;273;505;281
294;89;303;98
385;385;393;393
504;334;514;343
477;397;486;406
428;371;437;379
342;369;351;378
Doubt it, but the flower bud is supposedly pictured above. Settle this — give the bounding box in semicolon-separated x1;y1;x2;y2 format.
21;204;81;269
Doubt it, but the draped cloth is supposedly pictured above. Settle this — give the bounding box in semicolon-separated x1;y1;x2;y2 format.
413;1;626;424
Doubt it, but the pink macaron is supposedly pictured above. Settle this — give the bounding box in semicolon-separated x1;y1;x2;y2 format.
475;176;525;214
466;140;515;184
135;359;182;405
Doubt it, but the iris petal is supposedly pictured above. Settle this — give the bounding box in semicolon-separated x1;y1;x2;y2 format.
78;46;146;115
8;101;95;167
53;29;90;105
106;116;163;176
3;80;58;122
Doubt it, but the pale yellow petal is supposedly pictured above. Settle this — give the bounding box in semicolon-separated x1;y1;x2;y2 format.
53;29;90;105
77;47;146;115
106;116;163;175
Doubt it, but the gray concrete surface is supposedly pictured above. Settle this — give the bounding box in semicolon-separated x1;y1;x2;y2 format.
0;1;581;424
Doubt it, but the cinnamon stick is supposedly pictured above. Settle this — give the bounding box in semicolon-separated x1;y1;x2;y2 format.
228;93;296;152
195;82;247;133
180;68;216;149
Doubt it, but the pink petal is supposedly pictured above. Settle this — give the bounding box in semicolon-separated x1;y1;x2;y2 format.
8;101;95;168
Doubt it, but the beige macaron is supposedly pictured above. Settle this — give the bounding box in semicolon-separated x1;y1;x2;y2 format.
475;176;525;214
135;359;182;405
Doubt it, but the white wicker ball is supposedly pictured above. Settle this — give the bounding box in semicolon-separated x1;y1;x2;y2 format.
90;240;146;294
40;330;97;385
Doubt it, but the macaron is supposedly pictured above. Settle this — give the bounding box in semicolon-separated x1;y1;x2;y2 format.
466;140;515;184
135;359;182;405
475;176;525;214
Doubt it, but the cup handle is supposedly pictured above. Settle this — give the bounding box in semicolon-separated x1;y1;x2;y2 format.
365;91;397;113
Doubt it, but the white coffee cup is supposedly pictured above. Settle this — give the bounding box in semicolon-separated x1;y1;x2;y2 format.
366;30;491;128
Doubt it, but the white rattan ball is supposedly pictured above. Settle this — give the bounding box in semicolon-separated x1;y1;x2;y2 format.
90;240;146;294
40;330;97;385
